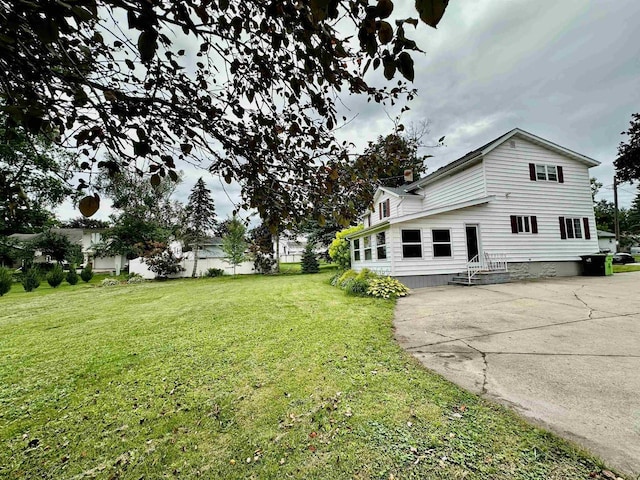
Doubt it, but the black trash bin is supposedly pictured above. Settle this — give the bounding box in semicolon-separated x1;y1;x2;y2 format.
580;254;607;276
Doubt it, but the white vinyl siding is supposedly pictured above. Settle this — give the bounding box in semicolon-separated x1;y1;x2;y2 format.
349;228;392;274
481;137;598;262
418;161;486;210
398;197;423;216
370;194;400;227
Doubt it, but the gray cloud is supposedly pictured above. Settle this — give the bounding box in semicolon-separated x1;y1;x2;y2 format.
338;0;640;206
57;0;640;222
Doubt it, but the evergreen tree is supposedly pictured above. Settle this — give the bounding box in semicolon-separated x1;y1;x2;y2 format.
627;187;640;233
221;216;248;276
184;178;217;277
301;243;320;274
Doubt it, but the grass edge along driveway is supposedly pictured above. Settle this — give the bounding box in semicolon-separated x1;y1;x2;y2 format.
0;273;619;479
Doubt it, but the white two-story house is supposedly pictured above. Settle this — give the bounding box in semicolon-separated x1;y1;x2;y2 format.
348;128;600;287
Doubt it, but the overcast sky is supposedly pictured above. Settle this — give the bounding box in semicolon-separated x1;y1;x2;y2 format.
57;0;640;221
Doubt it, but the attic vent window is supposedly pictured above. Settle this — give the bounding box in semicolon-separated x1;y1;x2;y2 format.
509;140;516;148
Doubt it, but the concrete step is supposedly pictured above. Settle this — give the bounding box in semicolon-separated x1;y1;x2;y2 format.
449;271;511;286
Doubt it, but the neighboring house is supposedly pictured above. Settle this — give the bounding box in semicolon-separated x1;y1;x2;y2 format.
348;128;600;287
597;230;616;253
129;237;255;278
277;233;307;263
8;228;126;273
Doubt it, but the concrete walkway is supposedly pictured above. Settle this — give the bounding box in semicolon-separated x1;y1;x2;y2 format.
394;272;640;476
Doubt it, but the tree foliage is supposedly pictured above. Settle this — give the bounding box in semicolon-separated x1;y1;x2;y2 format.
221;216;248;275
31;230;83;264
95;167;182;258
142;243;185;279
0;0;449;230
21;267;40;292
615;113;640;182
0;267;12;296
300;242;320;274
184;178;217;277
46;263;65;288
249;223;276;274
80;264;94;283
60;217;110;229
0;125;76;235
329;224;363;270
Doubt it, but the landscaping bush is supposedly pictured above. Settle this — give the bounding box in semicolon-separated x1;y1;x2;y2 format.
300;243;319;274
143;249;185;279
337;269;358;288
22;267;40;292
0;267;12;296
66;267;79;285
101;278;120;287
126;274;145;284
367;276;410;299
329;271;342;286
205;268;224;277
342;277;370;296
80;264;94;283
46;264;65;288
328;225;363;270
355;268;378;282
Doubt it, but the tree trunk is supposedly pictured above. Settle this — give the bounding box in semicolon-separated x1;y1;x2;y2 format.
191;244;199;278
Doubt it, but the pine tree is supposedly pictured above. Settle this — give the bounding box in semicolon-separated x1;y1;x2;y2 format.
301;243;319;274
185;178;217;277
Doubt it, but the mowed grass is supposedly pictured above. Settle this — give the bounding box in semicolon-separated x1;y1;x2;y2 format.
0;274;610;479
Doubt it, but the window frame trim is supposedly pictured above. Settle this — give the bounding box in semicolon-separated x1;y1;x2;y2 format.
401;228;423;259
431;228;453;258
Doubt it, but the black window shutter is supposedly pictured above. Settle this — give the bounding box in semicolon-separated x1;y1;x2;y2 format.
529;163;536;181
510;215;518;234
583;217;591;239
559;216;566;239
531;216;538;234
378;203;382;220
557;166;564;183
386;199;390;217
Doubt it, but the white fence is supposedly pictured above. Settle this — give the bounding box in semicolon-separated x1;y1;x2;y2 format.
129;256;255;279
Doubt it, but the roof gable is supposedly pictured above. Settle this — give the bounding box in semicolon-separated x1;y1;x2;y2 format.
406;128;599;191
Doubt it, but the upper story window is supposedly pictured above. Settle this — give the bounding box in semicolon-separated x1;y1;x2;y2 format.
379;198;390;219
432;229;452;257
376;231;387;260
401;229;422;258
353;238;361;261
529;163;564;183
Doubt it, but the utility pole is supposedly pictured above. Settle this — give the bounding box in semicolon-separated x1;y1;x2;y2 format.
613;176;620;250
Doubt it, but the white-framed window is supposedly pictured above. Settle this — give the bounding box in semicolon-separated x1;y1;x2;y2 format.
559;216;591;240
565;217;583;239
379;199;390;219
364;235;372;260
401;229;422;258
353;238;361;261
376;231;387;260
536;164;558;182
510;215;538;234
432;229;452;257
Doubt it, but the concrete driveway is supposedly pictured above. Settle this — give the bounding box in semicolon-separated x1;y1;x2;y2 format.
394;272;640;476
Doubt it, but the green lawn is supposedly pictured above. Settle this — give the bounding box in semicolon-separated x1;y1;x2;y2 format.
613;264;640;273
0;274;614;479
